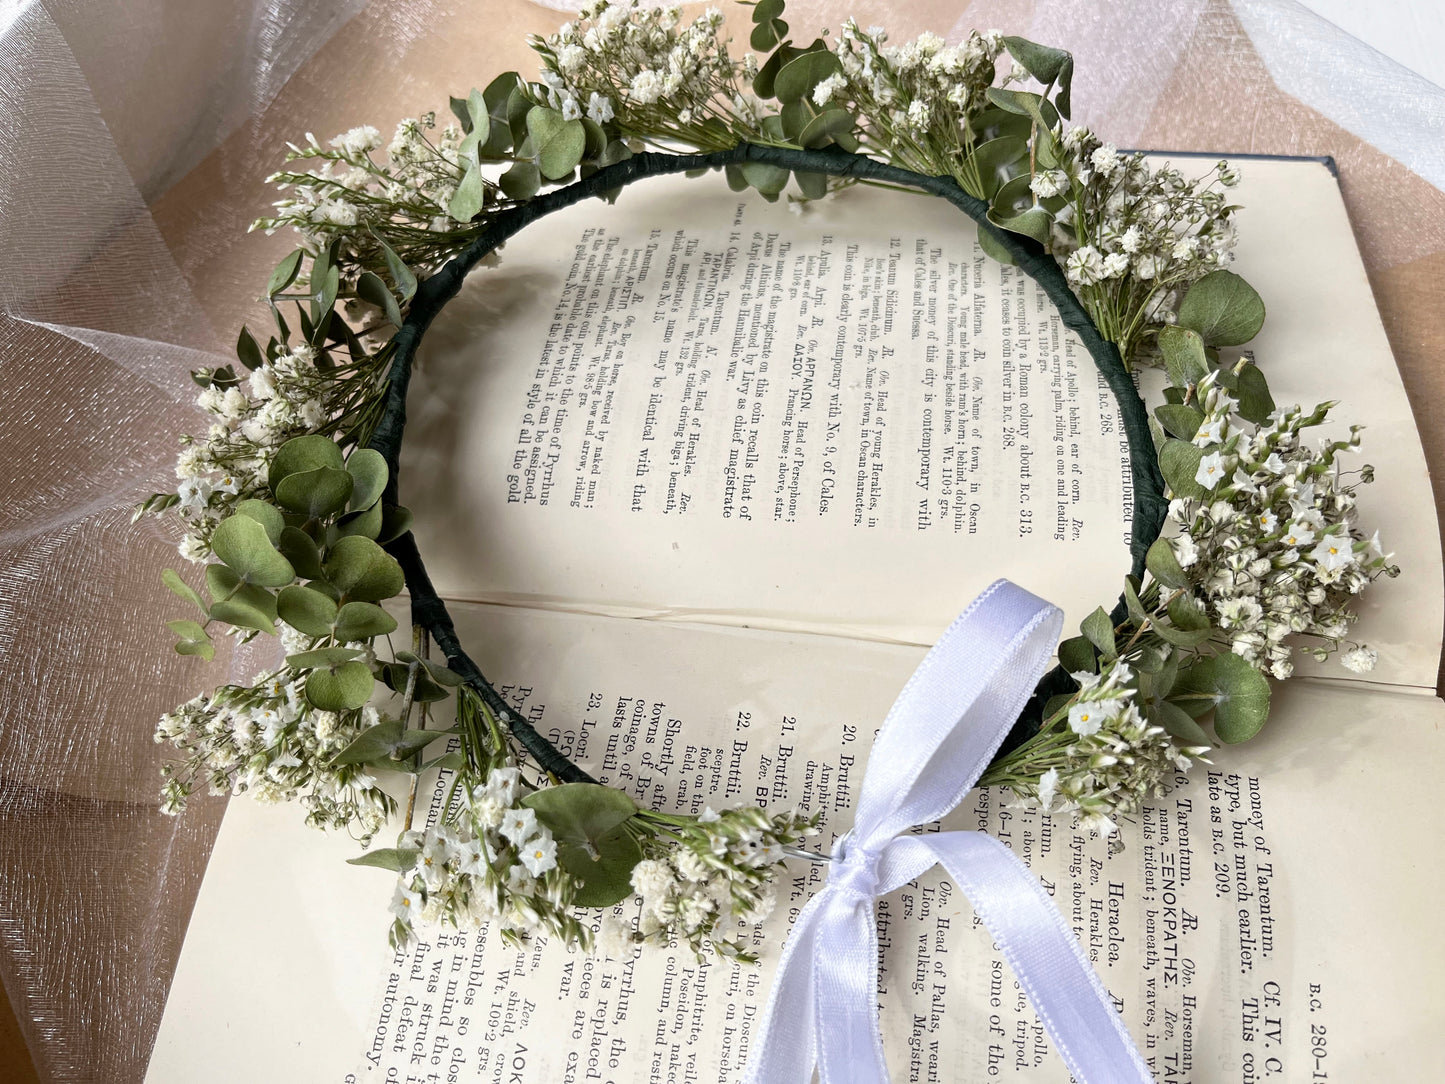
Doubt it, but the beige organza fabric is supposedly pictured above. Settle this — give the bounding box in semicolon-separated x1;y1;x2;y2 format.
1;1;1441;1080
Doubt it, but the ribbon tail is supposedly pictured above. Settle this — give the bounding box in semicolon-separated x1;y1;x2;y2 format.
741;887;828;1084
924;831;1154;1084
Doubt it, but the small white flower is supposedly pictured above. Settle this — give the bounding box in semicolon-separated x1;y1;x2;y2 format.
1281;521;1316;549
499;807;540;845
585;92;614;124
519;832;557;877
1310;534;1354;572
1255;510;1278;533
1195;452;1226;490
1341;645;1377;673
1193;417;1225;446
389;881;421;922
1036;767;1060;810
1029;170;1068;199
177;478;212;509
482;766;521;806
1068;702;1104;736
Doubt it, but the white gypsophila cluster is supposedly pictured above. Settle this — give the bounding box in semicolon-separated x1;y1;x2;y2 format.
535;2;758;145
155;672;395;837
619;803;814;960
1167;373;1396;679
1049;126;1239;358
1024;661;1210;837
174;343;356;560
386;766;591;952
253;116;476;268
834;21;1004;170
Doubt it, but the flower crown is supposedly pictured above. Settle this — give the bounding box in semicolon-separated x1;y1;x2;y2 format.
141;0;1397;959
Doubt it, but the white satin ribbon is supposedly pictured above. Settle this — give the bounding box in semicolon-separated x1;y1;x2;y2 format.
742;580;1153;1084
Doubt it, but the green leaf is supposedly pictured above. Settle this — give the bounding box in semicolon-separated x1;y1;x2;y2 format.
347;847;420;872
1145;537;1190;590
457;88;491;157
324;535;405;602
1057;634;1097;674
1081;606;1117;660
1174;653;1270;743
797;107;854;149
268;435;344;492
266;249;305;297
205;564;278;634
482;72;521;156
1177;270;1266;347
345;448;388;511
1167;591;1211;631
332;501;382;542
376;504;415;546
989;205;1053;245
162;568;207;616
976;225;1017;265
373;234;418;302
527;107;587;181
305;660;375;711
522;783;641;907
276;584;338;637
419;750;467;774
774;50;841;105
984;87;1059;132
448;159;486;223
332;718;402;765
794;171;827;200
596;140;633;169
1149;699;1212;746
232;499;285;544
1153;620;1213;648
1155;403;1206;442
1122;577;1147;625
166;618;209;641
752;0;786;20
174;638;216;661
500;160;541;201
751;16;789;52
277;526;325;580
1157;325;1208;389
971;136;1028;199
391;729;444;759
275;465;354;519
357;270;403;329
236;326;264;371
333;601;398;641
1159;439;1208;499
740;161;790;196
287;646;364;670
1001;36;1073;118
1235;363;1276;425
211;514;296;588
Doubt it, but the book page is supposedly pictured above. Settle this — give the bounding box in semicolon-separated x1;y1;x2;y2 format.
402;160;1440;686
147;602;1445;1082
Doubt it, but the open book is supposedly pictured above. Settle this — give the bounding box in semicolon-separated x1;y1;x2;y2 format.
146;157;1444;1082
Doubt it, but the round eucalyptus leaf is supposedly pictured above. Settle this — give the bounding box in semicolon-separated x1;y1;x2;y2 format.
331;501;383;543
1177;270;1266;347
1057;634;1097;675
522;782;638;845
976;225;1017;266
345;448;389;511
275;466;354;519
331;717;404;765
1174;653;1271;743
526;107;587;180
1157;325;1208;389
276;584;339;637
205;564;278;634
740;161;790;196
558;826;643;908
971;136;1028;198
166;618;209;642
794;170;827;201
277;526;325;580
174;638;217;661
232;499;285;543
773;49;840;104
1235;363;1276;425
333;601;399;641
376;505;414;546
500;160;540;202
1166;591;1210;632
1148;699;1212;747
286;646;364;670
268;434;344;492
798;107;854;149
211;514;296;588
324;535;406;602
1159;439;1207;500
989;205;1053;245
1155;404;1206;442
305;660;375;711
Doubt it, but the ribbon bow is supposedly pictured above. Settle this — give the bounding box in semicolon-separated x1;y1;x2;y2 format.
742;580;1152;1084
